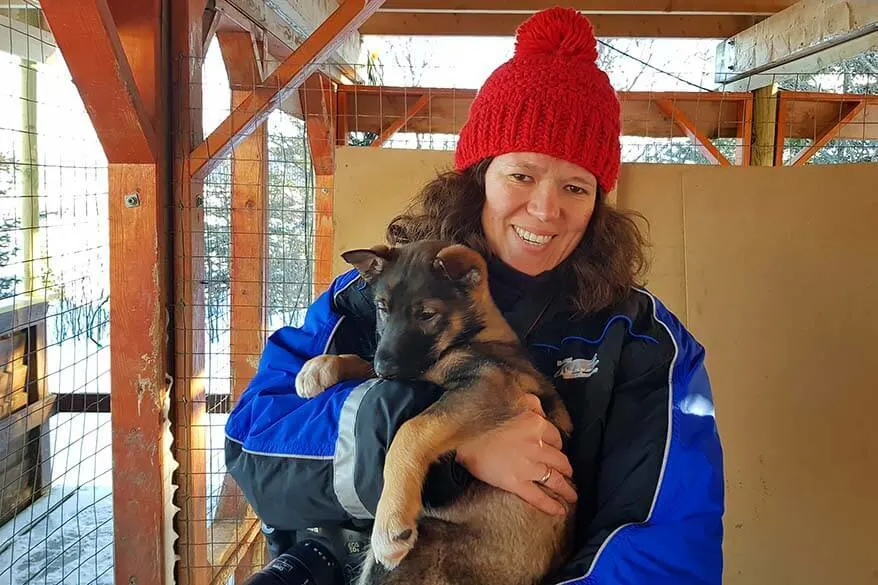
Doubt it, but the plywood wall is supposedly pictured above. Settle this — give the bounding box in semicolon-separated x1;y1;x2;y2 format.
334;147;878;585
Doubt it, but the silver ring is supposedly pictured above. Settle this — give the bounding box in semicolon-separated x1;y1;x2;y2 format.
537;466;552;485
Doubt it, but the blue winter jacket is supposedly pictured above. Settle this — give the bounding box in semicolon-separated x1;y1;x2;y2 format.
225;267;725;584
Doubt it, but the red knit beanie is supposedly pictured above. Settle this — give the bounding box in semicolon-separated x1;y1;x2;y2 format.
454;7;621;194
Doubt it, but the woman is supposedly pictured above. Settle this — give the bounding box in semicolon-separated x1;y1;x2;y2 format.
226;7;724;584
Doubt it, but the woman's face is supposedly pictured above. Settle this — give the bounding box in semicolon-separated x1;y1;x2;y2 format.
482;152;598;276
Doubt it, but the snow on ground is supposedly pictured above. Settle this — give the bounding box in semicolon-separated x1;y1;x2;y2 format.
0;333;232;585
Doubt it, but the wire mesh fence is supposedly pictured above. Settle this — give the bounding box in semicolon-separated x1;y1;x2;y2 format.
172;37;878;584
0;3;112;584
172;35;324;584
334;38;878;166
2;3;878;583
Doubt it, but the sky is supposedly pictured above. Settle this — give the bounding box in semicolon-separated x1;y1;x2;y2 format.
357;34;722;92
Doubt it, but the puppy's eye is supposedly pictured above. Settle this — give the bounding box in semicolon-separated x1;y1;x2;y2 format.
418;309;438;322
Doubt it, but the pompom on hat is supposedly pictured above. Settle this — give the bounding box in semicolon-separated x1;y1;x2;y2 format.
454;7;621;194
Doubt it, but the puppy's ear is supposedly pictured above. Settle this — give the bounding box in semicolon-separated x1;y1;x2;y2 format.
433;244;485;288
341;245;394;283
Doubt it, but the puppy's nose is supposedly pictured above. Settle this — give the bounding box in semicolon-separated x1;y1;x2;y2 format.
373;351;400;379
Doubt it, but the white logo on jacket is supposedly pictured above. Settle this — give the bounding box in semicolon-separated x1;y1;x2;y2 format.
554;354;600;379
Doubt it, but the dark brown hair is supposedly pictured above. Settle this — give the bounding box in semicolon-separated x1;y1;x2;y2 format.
385;158;651;315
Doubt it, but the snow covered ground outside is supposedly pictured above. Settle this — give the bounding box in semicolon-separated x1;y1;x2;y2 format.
0;335;232;585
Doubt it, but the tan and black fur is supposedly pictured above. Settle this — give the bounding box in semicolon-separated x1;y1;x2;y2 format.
295;240;576;585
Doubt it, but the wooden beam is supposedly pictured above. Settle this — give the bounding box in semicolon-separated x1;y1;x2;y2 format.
789;100;867;165
716;0;878;91
112;7;172;584
223;0;362;74
209;32;267;556
301;73;337;296
769;90;877;161
381;0;796;14
203;3;222;55
337;85;754;141
172;2;210;585
217;30;267;409
360;12;761;37
751;84;778;166
208;518;262;585
190;0;385;180
106;0;162;126
213;0;359;86
109;163;173;585
778;92;878;139
337;89;350;146
301;73;337;175
44;0;173;583
40;0;158;163
656;98;732;165
217;30;264;91
371;94;430;148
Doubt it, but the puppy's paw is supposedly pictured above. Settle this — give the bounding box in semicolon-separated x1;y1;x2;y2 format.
295;355;343;398
370;513;418;570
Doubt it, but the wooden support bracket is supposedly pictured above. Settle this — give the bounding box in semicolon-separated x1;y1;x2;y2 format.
40;0;158;163
371;94;431;148
217;30;265;91
789;100;867;166
301;73;337;175
656;98;733;166
203;3;222;55
189;0;385;179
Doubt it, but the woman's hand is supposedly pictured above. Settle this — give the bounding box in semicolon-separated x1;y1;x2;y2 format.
455;394;577;515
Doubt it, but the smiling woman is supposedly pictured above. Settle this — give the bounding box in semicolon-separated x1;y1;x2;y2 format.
483;152;597;276
385;152;648;315
226;7;725;585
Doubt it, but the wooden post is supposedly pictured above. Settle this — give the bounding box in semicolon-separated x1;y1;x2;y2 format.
107;164;172;585
215;30;268;583
217;30;267;414
752;84;779;166
19;59;40;293
300;73;336;296
172;2;210;585
39;2;173;584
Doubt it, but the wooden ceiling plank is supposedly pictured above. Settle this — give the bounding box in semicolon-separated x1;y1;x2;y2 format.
360;12;761;37
381;0;796;15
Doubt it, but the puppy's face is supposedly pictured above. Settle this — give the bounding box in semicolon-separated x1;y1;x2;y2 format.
342;240;486;380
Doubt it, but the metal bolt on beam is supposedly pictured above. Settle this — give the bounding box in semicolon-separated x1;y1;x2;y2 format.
124;192;141;208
